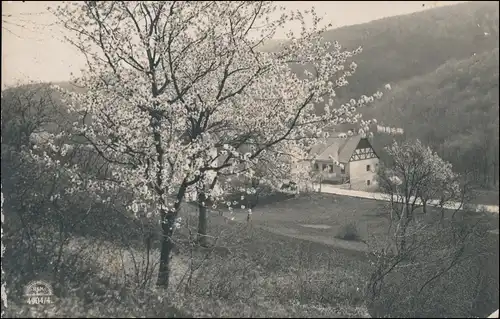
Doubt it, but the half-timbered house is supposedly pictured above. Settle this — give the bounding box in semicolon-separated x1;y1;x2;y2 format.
309;133;379;190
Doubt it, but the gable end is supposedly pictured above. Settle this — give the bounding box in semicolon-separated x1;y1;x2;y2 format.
349;138;379;162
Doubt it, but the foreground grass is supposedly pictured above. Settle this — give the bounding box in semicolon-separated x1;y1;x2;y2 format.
4;220;372;318
5;192;497;318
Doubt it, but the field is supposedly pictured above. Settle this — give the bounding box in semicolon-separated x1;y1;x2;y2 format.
203;192;499;252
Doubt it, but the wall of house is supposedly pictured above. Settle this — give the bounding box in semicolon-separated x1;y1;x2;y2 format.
315;161;344;183
348;157;379;191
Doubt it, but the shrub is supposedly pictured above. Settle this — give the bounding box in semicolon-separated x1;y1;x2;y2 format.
336;222;361;241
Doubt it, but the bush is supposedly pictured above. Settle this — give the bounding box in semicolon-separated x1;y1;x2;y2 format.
366;209;496;318
336;222;361;241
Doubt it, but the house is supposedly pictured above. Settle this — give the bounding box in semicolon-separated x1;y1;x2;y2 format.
309;133;379;190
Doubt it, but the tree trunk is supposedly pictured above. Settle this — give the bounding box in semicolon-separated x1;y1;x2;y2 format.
250;178;259;209
494;156;498;188
156;183;188;288
197;191;209;247
156;211;176;288
483;152;489;188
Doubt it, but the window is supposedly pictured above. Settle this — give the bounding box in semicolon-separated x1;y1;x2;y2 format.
367;180;371;186
366;165;371;172
329;165;334;173
314;163;319;170
341;166;345;174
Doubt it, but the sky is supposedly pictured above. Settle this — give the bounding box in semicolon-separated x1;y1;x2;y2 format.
1;1;468;89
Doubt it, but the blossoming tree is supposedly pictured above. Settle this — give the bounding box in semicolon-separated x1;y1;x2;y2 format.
46;1;383;288
375;140;462;248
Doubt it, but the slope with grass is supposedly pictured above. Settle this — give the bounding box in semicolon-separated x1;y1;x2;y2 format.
4;214;373;318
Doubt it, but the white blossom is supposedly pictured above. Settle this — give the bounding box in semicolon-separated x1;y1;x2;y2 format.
34;3;386;268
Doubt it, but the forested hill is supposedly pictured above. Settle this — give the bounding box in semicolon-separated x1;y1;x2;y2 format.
260;1;499;108
367;48;499;189
315;1;498;103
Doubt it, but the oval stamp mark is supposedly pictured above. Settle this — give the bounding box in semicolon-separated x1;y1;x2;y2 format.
23;280;54;305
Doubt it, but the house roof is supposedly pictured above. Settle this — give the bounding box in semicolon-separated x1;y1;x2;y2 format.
338;135;362;163
310;137;344;161
310;134;370;163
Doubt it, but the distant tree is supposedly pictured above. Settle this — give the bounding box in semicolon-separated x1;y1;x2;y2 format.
1;84;62;150
376;139;461;228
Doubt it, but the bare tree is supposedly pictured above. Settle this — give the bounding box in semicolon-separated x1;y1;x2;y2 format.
367;139;491;317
